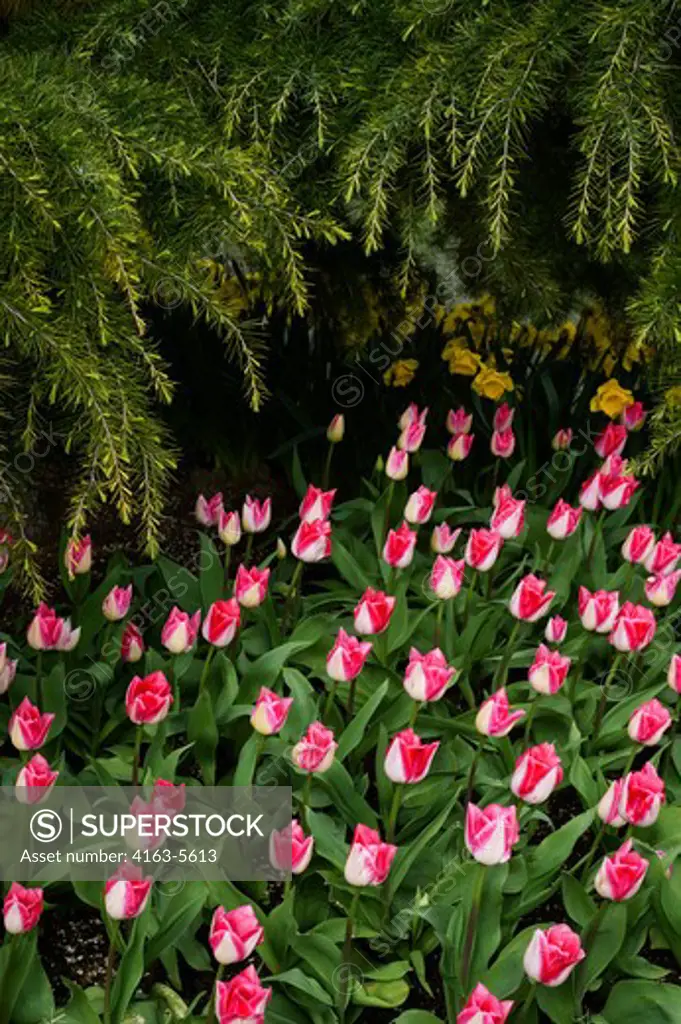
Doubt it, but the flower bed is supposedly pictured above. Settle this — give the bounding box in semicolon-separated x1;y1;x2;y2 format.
1;396;681;1024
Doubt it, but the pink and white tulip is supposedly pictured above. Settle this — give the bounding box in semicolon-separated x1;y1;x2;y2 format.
354;588;396;634
475;689;525;738
528;644;571;695
126;671;173;725
326;629;372;681
327;413;345;443
546;499;582;540
597;778;626;827
0;643;17;694
622;401;646;431
595;839;648;901
121;622;144;663
404;486;437;525
619;762;665;827
27;603;81;652
344;825;397;887
578;587;619;633
161;606;200;654
645;531;681;576
490;428;515;459
446;407;473;435
511;743;563;804
509;574;555;622
270;819;314;875
403;647;456;703
385;446;409;480
595;423;627;459
667;653;681;694
104;861;152;920
15;754;59;805
621;525;655;564
552;428;573;451
9;697;54;751
299;484;336;524
384;729;439;784
645;570;681;608
65;535;92;577
523;924;585;987
628;698;672;746
250;687;293;736
202;599;241;647
209;905;264;965
465;529;503;572
430;555;465;600
544;615;567;644
102;585;133;622
196;493;223;527
383;522;417;569
218;509;241;546
490;495;525;539
291;518;332;562
431;523;461;553
234;564;270;608
447;432;475;461
456;983;513;1024
465;802;519;866
3;883;43;934
292;722;337;774
609;601;656;652
242;495;271;534
215;966;271;1024
493;403;515;432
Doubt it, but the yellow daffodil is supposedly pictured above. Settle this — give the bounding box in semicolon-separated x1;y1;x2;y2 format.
384;359;419;387
447;347;482;377
472;366;514;400
602;353;617;377
589;379;635;418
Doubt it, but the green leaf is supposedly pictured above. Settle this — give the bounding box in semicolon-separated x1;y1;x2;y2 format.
336;679;389;761
331;537;372;591
269;968;333;1005
42;662;67;738
157;556;201;613
393;1013;443;1024
110;905;151;1024
353;978;410;1007
233;732;262;787
561;874;596;929
320;760;378;828
145;883;207;966
291;445;308;499
603;980;681;1023
527;809;595;880
576;902;627;997
0;932;38;1024
12;957;55;1024
187;688;218;784
537;979;576;1024
388;792;460;895
199;533;225;609
61;982;101;1024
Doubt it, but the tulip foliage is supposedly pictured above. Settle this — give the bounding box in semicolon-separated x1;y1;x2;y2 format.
2;403;681;1024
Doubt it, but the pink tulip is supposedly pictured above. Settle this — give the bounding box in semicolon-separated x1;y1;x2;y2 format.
465;528;503;572
465;802;519;866
326;629;372;681
9;697;54;751
430;555;465;599
447;432;475;461
399;402;427;430
619;762;665;827
475;689;525;737
161;606;200;654
403;646;456;702
645;531;681;576
552;428;573;451
27;603;80;652
546;499;582;540
299;484;336;524
457;983;513;1024
398;420;426;453
202;599;241;647
511;743;563;804
595;423;627;459
102;584;133;622
196;492;224;527
121;622;144;663
579;470;602;511
215;966;271;1024
384;729;439;784
599;456;639;510
218;509;241;546
344;824;397;887
15;754;59;805
269;819;314;875
292;722;337;773
291;518;332;562
0;643;17;695
65;534;92;577
3;883;43;934
578;587;619;633
645;570;681;607
622;401;646;431
523;924;585;987
598;778;626;827
209;905;264;965
493;403;514;432
668;653;681;694
446;407;473;435
382;522;417;568
234;564;270;608
104;861;152;920
490;428;515;459
628;698;672;746
490;495;525;539
544;615;567;644
404;485;437;525
385;446;409;480
528;644;571;695
250;687;293;736
609;602;656;652
509;574;555;622
126;671;173;725
354;588;396;634
431;523;461;553
595;839;648;901
242;495;271;534
621;525;655;564
327;413;345;443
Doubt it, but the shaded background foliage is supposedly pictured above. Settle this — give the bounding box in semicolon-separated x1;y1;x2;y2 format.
1;0;681;594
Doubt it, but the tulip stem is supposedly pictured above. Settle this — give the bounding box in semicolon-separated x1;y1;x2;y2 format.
518;981;537;1022
466;749;480;804
485;565;497;600
544;540;556;574
132;725;143;787
434;601;444;646
283;560;304;633
244;533;254;565
523;699;537;744
322;442;334;490
323;681;338;722
568;661;584;712
382;482;395;547
460;862;485;998
409;701;421;728
103;923;119;1024
586;510;606;570
206;964;224;1024
347;676;357;717
386;784;403;844
494;619;522;689
35;651;43;707
463;570;477;629
199;646;216;695
223;545;231;588
300;772;313;830
338;891;360;1023
590;652;624;752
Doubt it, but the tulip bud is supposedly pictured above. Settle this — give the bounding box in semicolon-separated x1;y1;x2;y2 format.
292;722;337;773
269;819;314;875
645;570;681;607
431;523;460;554
523;925;585;987
326;628;372;681
384;729;439;784
161;607;200;654
104;861;152;920
353;588;395;635
446;407;473;435
544;615;567;644
621;525;655;565
344;825;397;887
0;643;17;695
250;687;293;736
546;499;582;540
621;401;646;431
475;689;525;738
465;529;503;572
202;599;240;647
403;647;456;702
578;587;619;633
595;839;648;901
511;743;563;804
121;622;144;663
528;644;571;695
8;697;55;751
404;485;437;525
552;428;572;451
385;446;409;481
276;537;287;559
15;754;59;805
242;495;272;534
490;428;515;459
3;883;43;934
102;585;133;622
234;564;270;608
327;413;345;443
126;671;173;726
382;522;417;569
645;531;681;576
628;698;672;746
509;574;555;622
465;802;519;866
447;432;474;461
597;778;626;827
609;602;656;652
291;518;332;562
299;485;336;524
65;535;92;577
490;495;525;539
196;493;224;527
218;509;241;546
430;555;465;600
215;967;271;1024
209;905;264;965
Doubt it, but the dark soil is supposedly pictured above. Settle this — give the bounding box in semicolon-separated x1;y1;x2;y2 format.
39;902;110;1004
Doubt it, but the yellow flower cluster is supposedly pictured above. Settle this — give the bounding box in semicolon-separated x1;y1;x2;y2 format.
383;359;419;387
589;380;635;419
